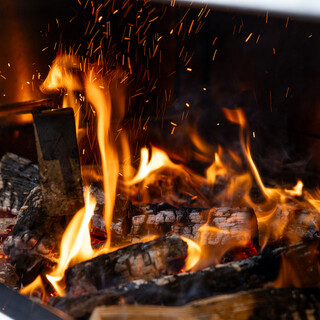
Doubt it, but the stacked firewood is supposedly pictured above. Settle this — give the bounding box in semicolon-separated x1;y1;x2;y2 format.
0;153;319;320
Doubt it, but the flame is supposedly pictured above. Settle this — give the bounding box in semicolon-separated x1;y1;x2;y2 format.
46;190;96;296
205;150;228;185
223;108;272;199
181;236;201;270
284;180;303;197
19;275;46;300
41;55;83;137
125;146;182;186
273;242;320;288
85;75;119;252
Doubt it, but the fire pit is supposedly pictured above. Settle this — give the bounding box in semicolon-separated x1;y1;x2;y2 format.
0;1;320;319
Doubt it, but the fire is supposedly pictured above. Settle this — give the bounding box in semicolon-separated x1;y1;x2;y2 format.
20;275;46;300
205;150;227;185
223;108;272;199
181;236;201;270
84;75;119;252
46;190;95;296
19;49;320;300
125;146;183;186
284;180;303;197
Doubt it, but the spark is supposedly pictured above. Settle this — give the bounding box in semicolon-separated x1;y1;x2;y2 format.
212;49;217;61
42;47;48;52
186;102;190;107
285;87;290;98
187;68;192;71
245;33;253;42
212;36;218;46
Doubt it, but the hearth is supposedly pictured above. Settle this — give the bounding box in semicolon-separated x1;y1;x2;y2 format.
0;1;320;320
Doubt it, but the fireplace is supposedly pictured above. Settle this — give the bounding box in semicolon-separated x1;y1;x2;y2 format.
0;1;320;319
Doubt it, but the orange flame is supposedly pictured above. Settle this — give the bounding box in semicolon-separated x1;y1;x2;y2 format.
85;75;119;252
46;190;96;296
181;236;201;270
284;180;303;197
125;146;182;186
20;275;46;300
223;108;272;199
205;150;228;185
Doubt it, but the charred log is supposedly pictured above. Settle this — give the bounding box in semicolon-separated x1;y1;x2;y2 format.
65;235;188;296
0;153;40;214
3;187;64;285
51;241;319;319
90;287;320;320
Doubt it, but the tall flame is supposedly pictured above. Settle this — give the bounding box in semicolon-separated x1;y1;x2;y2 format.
46;190;95;296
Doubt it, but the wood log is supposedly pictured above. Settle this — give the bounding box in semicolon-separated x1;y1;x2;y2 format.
0;153;40;214
89;287;320;320
65;235;188;296
3;187;64;285
51;241;319;319
0;263;19;289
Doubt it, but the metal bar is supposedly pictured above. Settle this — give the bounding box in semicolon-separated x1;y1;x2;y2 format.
159;0;320;18
0;99;54;118
0;283;73;320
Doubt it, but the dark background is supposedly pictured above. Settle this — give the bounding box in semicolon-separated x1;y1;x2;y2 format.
0;0;319;187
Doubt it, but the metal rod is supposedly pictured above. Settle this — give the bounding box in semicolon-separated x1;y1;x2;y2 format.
0;99;54;118
159;0;320;18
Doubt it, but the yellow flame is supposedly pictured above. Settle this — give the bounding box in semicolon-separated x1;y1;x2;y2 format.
181;236;201;270
46;190;95;296
223;108;272;199
125;146;182;185
85;75;119;252
41;54;83;137
19;275;46;299
284;180;303;197
206;150;228;185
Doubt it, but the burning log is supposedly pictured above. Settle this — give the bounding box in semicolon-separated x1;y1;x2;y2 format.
127;203;259;247
90;287;320;320
3;187;63;285
0;153;40;214
51;241;319;319
65;235;188;296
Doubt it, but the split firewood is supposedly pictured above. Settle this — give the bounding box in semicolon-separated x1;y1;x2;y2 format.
3;187;63;285
128;203;259;247
0;153;40;214
65;235;188;296
51;241;319;319
89;287;320;320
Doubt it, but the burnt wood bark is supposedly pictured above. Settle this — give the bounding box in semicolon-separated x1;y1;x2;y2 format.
127;203;259;248
65;235;188;296
3;187;65;285
51;241;320;319
0;153;40;214
90;287;320;320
